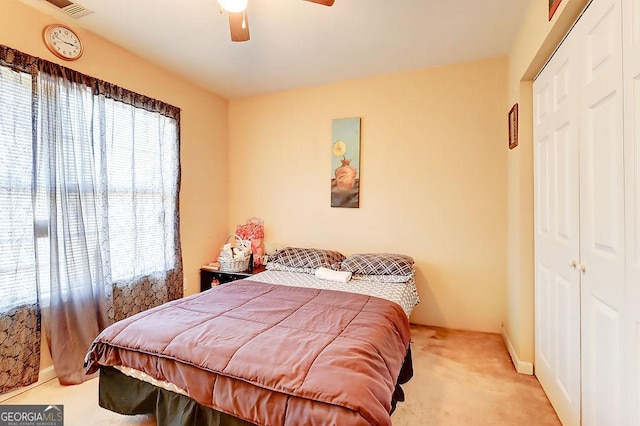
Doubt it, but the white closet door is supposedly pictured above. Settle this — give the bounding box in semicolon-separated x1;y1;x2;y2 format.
576;0;626;424
533;29;581;426
623;0;640;424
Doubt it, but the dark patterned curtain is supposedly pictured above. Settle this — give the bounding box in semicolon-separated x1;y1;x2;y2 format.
0;46;41;394
0;44;182;391
0;308;41;394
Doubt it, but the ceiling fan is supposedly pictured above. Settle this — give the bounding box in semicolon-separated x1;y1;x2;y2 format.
218;0;335;42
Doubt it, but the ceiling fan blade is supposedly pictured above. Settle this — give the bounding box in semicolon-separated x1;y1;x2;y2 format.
304;0;335;6
228;12;250;42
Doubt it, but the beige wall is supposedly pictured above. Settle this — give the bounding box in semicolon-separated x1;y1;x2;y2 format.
228;57;509;332
505;0;590;365
1;0;229;371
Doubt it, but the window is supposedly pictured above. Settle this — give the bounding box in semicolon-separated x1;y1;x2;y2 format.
0;58;181;313
0;43;182;390
102;98;179;284
0;65;37;312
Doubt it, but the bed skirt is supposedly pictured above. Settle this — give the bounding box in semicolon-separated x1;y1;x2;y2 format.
98;346;414;426
99;366;253;426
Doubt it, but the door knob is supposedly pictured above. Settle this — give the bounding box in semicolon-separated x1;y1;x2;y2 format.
570;260;578;269
580;264;586;273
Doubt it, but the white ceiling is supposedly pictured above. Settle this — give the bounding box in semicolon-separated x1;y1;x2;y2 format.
18;0;531;99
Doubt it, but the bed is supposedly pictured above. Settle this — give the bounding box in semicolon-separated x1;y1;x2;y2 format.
85;249;420;426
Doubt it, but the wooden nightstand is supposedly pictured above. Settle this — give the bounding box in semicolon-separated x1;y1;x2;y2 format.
200;265;266;292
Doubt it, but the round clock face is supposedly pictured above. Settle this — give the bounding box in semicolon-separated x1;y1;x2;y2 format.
43;24;83;61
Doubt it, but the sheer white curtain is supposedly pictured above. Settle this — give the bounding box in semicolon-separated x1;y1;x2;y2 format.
35;70;112;384
34;64;182;385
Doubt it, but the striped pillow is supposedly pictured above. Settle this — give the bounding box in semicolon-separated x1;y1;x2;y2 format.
267;247;345;271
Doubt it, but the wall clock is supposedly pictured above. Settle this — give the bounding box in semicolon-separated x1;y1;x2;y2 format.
43;24;83;61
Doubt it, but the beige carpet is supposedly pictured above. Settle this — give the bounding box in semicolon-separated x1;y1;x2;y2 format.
2;325;559;425
392;325;560;425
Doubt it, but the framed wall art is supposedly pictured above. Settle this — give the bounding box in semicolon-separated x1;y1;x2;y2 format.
508;103;518;150
331;117;361;208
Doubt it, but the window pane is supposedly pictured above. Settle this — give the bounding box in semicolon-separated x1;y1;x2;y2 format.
0;66;36;312
103;99;178;283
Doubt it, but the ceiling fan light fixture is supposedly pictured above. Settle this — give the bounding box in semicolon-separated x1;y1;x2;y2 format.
218;0;247;13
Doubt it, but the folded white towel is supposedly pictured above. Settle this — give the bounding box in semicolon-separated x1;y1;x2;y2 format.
315;267;352;283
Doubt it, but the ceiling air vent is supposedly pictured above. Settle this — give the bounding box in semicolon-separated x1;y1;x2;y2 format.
43;0;93;18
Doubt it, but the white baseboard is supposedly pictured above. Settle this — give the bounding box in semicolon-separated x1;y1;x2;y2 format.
0;366;56;402
502;327;534;376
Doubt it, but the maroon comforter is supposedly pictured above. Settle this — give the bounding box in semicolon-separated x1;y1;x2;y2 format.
85;279;411;425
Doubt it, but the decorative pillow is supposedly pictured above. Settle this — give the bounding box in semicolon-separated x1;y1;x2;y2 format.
341;253;414;276
266;247;346;271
